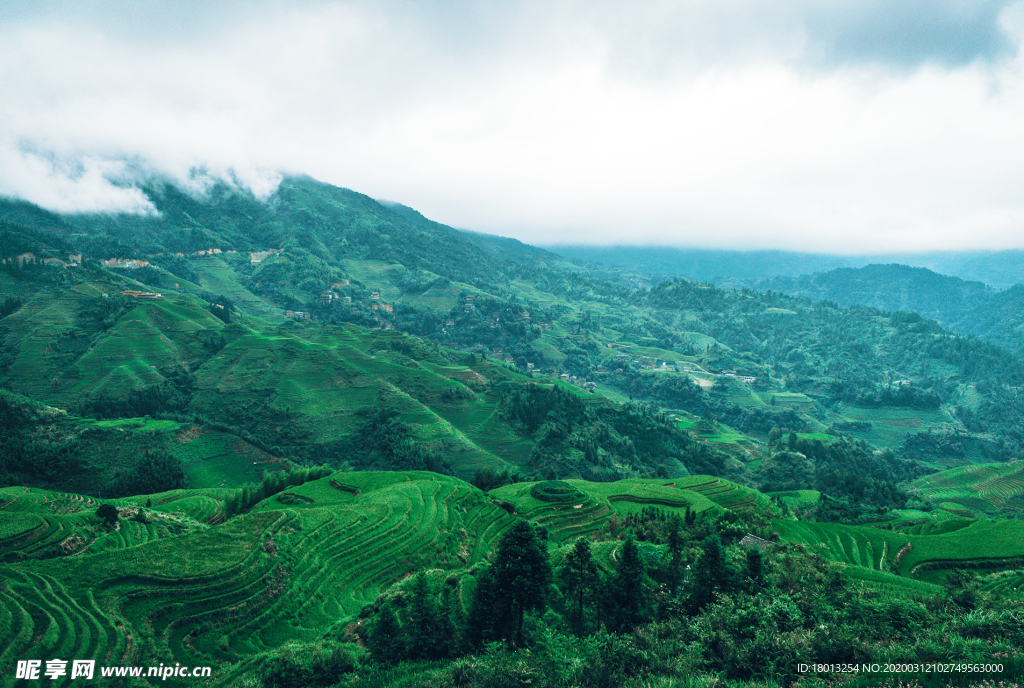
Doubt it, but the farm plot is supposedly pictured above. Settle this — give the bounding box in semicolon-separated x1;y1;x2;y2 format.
834;404;949;450
775;520;905;571
493;477;723;544
0;475;519;681
914;462;1024;515
0;472;846;685
776;517;1024;581
679;477;767;513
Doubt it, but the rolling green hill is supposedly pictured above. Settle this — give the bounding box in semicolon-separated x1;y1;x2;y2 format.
8;176;1024;521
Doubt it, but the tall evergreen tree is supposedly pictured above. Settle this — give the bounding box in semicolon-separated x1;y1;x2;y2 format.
745;547;767;592
367;603;404;665
438;580;464;658
689;532;732;613
405;570;438;659
465;566;502;649
491;519;552;647
612;535;646;631
559;538;598;636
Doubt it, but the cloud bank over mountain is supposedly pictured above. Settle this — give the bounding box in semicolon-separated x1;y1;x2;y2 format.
3;0;1024;252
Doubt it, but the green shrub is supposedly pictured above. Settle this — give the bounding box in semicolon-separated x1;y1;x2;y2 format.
257;641;364;688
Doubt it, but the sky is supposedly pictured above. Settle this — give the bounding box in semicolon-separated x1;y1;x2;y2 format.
3;0;1024;253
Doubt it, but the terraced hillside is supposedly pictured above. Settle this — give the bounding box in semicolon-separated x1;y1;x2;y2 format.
913;461;1024;517
0;471;785;686
775;517;1024;585
491;475;763;544
4;254;739;487
0;472;519;686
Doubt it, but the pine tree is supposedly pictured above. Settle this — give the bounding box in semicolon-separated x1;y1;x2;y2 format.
367;603;404;665
612;535;646;631
491;520;552;646
405;570;438;659
689;532;732;613
745;547;767;592
465;566;502;649
559;538;598;636
438;580;464;658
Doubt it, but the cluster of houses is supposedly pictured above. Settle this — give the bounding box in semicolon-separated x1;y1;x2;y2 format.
5;246;270;270
551;372;598;393
721;369;758;384
102;258;150;269
486;309;534;328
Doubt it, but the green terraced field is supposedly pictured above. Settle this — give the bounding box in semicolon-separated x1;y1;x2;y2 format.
776;517;1024;583
833;404;952;450
775;520;904;571
491;476;754;544
914;462;1024;516
0;470;763;683
0;472;520;686
980;569;1024;598
768;489;821;508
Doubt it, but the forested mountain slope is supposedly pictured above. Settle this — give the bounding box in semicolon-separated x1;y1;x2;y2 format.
740;264;1024;357
5;175;1024;520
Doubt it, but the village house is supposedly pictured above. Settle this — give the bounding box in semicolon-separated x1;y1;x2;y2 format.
249;249;282;264
121;290;162;300
102;258;150;269
738;534;774;552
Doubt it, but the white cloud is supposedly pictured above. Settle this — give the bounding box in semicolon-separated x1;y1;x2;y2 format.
2;1;1024;251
